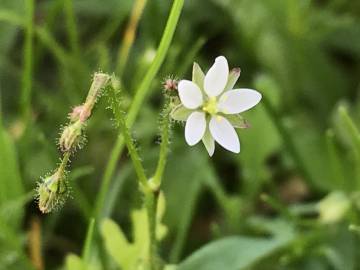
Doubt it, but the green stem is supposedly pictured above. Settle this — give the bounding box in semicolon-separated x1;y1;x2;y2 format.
108;87;148;188
94;0;184;219
63;0;80;56
59;151;71;173
116;0;148;77
127;0;184;127
338;106;360;187
325;129;347;190
152;97;172;189
109;86;160;270
145;190;159;270
82;218;95;263
338;106;360;156
20;0;34;124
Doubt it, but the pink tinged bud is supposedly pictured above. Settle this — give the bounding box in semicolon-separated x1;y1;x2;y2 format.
79;104;92;122
37;170;68;213
69;105;83;122
69;105;91;123
163;78;178;92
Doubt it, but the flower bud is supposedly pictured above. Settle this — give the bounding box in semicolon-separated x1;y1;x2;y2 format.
163;77;178;92
69;105;84;122
37;170;68;213
317;191;350;224
59;120;84;152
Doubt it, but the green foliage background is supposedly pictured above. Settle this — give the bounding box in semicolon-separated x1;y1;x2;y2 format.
1;0;360;269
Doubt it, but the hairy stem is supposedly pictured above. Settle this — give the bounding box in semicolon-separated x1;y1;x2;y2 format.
94;0;184;219
108;87;148;188
145;190;159;270
108;85;161;269
152;96;172;189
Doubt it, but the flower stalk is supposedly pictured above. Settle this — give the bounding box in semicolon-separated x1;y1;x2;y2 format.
37;72;110;213
107;83;168;269
151;94;173;191
94;0;184;222
107;85;148;189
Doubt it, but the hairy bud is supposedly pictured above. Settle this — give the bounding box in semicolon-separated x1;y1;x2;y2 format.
37;170;68;213
163;78;178;92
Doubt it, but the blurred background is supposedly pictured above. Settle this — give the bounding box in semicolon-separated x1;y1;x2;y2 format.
1;0;360;269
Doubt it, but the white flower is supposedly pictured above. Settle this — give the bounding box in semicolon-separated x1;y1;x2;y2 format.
171;56;262;156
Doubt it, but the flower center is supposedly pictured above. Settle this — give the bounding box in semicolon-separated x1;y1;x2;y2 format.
202;97;218;115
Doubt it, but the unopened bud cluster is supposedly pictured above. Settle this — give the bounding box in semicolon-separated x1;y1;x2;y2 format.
37;72;110;213
59;73;110;153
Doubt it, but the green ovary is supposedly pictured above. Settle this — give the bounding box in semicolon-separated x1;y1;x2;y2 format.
202;97;218;115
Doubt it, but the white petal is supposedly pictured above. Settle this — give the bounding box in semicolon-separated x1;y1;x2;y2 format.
202;127;215;156
185;112;206;146
178;80;203;109
218;89;262;114
209;116;240;153
204;56;229;97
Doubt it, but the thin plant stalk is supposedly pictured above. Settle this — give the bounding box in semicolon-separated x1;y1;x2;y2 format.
82;218;95;263
108;85;160;269
116;0;148;77
326;129;347;190
338;106;360;156
338;106;360;186
143;190;159;269
152;96;172;189
94;0;184;220
108;87;148;187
